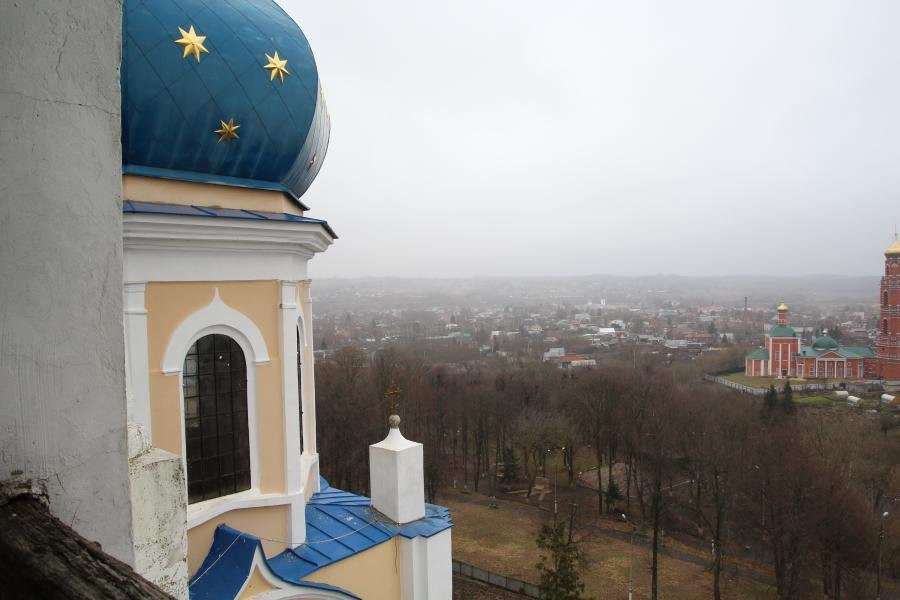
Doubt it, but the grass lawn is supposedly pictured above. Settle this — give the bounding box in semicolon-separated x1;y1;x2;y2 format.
722;372;814;389
794;395;834;407
443;490;775;600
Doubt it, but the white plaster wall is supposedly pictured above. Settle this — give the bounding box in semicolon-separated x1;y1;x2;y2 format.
424;530;453;600
129;426;188;598
0;0;133;563
370;429;425;524
399;530;453;600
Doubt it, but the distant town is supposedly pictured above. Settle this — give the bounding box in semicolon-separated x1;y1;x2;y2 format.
310;274;883;369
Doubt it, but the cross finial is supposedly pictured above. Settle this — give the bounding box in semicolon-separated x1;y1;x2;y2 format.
385;382;402;428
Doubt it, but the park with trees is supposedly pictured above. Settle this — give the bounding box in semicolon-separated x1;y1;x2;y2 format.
315;345;898;599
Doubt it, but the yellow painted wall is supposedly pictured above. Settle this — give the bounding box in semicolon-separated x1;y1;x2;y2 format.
123;174;303;215
303;538;402;600
187;505;289;576
145;281;286;495
238;566;277;599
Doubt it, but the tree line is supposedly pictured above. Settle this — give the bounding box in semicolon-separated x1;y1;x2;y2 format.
315;346;898;599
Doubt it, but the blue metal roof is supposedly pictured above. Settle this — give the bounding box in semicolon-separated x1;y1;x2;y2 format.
188;525;358;600
189;478;452;598
268;477;453;581
123;200;337;238
122;0;330;201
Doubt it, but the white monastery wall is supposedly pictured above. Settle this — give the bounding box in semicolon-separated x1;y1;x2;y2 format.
0;0;134;563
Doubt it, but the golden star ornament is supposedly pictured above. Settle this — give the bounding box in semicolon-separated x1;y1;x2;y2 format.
264;51;290;84
214;118;240;143
175;25;209;62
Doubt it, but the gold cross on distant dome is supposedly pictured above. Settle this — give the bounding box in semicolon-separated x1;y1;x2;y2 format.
264;51;290;84
175;25;209;62
214;118;240;142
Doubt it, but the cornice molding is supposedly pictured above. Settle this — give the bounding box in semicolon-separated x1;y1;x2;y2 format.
123;213;333;282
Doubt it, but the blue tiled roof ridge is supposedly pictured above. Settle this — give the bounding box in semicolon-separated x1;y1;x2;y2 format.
123;199;337;238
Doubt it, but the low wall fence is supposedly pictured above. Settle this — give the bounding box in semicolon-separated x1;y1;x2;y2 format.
453;560;540;598
703;374;833;396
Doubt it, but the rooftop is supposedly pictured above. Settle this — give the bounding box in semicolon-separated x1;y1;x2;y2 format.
189;477;452;599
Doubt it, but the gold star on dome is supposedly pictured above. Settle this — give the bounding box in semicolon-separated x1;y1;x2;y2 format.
264;51;290;84
175;25;209;62
214;118;240;143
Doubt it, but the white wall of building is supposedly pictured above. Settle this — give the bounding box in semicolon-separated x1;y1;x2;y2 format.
400;530;453;600
0;0;133;563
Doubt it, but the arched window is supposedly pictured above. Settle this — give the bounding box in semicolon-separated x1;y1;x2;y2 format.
885;291;890;307
183;334;251;503
884;319;890;335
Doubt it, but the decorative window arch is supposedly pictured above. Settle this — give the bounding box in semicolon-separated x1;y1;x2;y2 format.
162;289;269;374
161;289;270;501
885;319;890;335
885;291;890;307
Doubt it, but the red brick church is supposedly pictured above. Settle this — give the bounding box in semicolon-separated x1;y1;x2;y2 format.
745;236;900;383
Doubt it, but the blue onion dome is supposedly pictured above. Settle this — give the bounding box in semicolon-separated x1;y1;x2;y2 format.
122;0;329;203
812;335;839;351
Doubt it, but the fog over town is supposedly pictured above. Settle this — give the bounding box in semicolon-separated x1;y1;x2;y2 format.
289;0;900;279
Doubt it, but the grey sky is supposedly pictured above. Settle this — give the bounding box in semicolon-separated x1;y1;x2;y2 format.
284;0;900;278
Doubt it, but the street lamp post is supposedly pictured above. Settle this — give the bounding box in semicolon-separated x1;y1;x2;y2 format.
877;510;888;600
621;513;634;600
547;446;567;516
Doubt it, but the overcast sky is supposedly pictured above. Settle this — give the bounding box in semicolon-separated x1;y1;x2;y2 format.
283;0;900;278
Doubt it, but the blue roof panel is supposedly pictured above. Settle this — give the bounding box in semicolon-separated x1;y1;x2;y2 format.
268;477;453;582
191;477;452;595
189;525;359;600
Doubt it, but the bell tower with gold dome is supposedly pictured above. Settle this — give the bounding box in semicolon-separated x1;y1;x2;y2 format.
120;2;451;598
877;234;900;384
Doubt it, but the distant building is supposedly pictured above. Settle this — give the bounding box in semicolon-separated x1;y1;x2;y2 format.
555;356;597;369
745;303;875;380
543;347;566;360
746;239;900;383
542;347;595;368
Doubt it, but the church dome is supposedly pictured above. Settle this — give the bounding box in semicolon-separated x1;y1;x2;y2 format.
886;237;900;257
812;335;839;351
122;0;329;202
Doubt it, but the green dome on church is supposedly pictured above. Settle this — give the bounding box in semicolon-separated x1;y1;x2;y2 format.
812;335;839;351
768;325;796;338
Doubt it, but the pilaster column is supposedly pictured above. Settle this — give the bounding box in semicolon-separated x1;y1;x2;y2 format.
298;280;317;456
279;281;305;543
124;282;151;435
